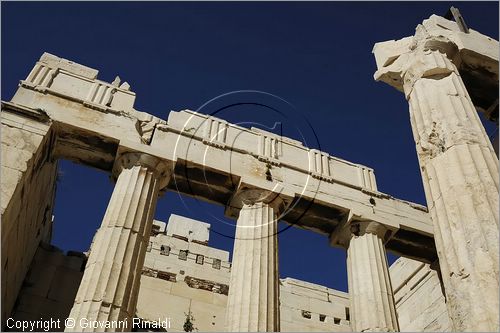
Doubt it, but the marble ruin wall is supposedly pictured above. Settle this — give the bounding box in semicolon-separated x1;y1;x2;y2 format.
1;107;58;324
8;214;447;332
390;258;452;332
8;244;84;329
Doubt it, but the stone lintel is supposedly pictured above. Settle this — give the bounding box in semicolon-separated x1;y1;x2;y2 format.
3;52;437;262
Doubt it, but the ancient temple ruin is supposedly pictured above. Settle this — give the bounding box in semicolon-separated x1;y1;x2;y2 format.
1;14;498;332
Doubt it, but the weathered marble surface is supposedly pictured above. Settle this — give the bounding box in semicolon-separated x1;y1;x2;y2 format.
1;105;58;327
390;258;452;332
66;154;169;332
374;14;499;332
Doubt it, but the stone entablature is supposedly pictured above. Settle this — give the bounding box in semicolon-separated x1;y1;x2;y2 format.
5;51;435;263
1;46;432;332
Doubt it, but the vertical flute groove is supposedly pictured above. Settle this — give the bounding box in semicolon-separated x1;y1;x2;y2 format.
347;227;399;332
225;201;279;332
66;155;165;332
404;50;499;331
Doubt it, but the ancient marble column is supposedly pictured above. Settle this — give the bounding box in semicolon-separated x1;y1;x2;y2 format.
66;153;169;332
346;222;399;332
374;36;499;330
224;190;284;332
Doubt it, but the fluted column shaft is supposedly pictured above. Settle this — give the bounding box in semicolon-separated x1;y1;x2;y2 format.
347;222;399;332
404;49;499;331
225;199;280;332
66;153;169;332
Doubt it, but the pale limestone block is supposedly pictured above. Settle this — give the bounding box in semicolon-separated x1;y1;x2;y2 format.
391;257;452;332
1;123;44;151
142;275;174;293
40;52;98;79
280;290;311;311
147;293;190;329
49;72;95;101
1;111;51;136
308;298;335;315
190;299;226;332
109;90;136;112
280;306;294;324
0;166;22;213
287;285;329;302
1;144;35;172
136;285;177;320
212;293;228;307
166;214;210;243
170;282;215;304
47;267;83;303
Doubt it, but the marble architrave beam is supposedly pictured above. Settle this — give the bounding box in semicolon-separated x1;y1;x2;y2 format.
4;52;434;262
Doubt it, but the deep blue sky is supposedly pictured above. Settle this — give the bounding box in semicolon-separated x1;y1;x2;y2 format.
2;2;498;292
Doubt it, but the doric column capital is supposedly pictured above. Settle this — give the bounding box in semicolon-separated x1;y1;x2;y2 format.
349;221;390;241
112;152;172;189
225;181;293;219
401;48;458;98
233;188;286;210
374;36;459;99
330;211;396;249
